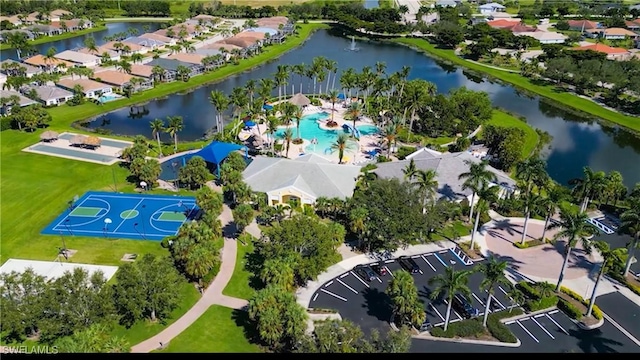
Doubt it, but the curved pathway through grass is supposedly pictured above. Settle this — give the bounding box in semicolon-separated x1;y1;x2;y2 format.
131;202;248;353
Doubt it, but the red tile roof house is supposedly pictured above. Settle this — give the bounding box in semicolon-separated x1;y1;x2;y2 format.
625;20;640;31
586;27;639;40
92;70;152;92
488;20;538;33
56;78;113;99
567;20;599;32
570;43;632;61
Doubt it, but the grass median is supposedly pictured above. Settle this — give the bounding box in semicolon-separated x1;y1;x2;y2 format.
0;25;108;51
392;37;640;134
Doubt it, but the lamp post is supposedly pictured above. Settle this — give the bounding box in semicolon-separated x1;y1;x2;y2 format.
133;223;147;240
141;205;147;237
64;218;74;236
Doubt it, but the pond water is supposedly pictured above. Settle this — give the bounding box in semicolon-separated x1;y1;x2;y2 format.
1;22;164;61
85;29;640;189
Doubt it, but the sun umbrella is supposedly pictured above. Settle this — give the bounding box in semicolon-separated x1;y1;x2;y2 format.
288;93;311;107
40;130;59;141
84;136;102;147
69;134;87;146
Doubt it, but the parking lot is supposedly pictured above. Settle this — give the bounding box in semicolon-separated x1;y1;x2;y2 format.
311;247;520;333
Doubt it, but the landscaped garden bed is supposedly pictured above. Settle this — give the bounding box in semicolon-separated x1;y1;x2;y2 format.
458;241;482;260
513;238;547;249
558;286;602;327
307;308;339;314
429;308;523;343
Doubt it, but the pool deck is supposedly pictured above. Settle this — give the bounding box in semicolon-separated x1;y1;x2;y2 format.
22;132;132;165
253;99;383;165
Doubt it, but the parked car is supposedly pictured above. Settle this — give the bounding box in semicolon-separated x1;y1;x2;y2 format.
354;265;377;282
398;256;420;274
370;263;388;277
453;294;480;318
489;298;504;312
419;319;433;332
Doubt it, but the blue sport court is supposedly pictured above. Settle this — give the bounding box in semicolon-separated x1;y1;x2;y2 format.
41;191;199;241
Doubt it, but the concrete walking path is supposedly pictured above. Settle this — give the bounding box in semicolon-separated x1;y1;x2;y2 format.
131;203;248;353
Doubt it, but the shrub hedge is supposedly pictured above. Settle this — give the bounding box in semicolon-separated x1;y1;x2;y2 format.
516;281;540;300
430;319;485;339
559;286;603;320
486;308;523;343
558;298;582;320
1;117;11;131
524;295;559;312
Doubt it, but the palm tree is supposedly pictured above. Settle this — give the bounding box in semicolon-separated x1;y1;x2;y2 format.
229;86;249;123
150;119;165;156
151;66;165;84
470;183;500;249
266;115;280;156
44;46;57;72
546;207;596;291
541;182;570;241
403;158;417;181
130;53;144;64
620;198;640;276
429;267;473;331
330;133;356;164
382;124;397;157
459;160;497;222
586;241;624;318
519;192;546;245
282;128;294;157
515;157;549;197
84;36;98;54
569;167;607;213
245;79;257;105
386;270;425;327
209;90;229;135
344;102;363;136
477;257;510;327
165;116;184;153
413;169;438;210
326;59;338;92
275;64;289;101
291;63;306;94
293;106;304;140
328;89;339;119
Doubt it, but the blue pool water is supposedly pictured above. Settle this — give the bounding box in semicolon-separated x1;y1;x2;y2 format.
98;94;122;103
275;111;379;154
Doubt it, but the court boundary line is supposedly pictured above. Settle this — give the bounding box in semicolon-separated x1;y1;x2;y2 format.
69;207;104;217
52;195;93;230
112;198;145;233
87;193;198;202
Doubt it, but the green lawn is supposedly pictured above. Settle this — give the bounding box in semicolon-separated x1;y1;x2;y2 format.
157;305;260;353
45;23;328;127
392;38;640;134
110;280;201;345
0;25;108;50
485;109;539;159
222;239;256;300
432;220;472;241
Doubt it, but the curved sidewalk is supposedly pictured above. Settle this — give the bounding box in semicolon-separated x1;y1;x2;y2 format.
131;204;248;353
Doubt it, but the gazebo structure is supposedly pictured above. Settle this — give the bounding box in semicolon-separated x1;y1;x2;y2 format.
69;135;87;147
40;130;59;142
289;93;310;107
84;136;102;148
184;141;249;177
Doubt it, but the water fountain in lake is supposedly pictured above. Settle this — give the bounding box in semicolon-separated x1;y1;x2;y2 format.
346;36;360;51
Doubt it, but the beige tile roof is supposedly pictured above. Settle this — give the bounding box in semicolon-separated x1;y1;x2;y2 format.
205;42;242;51
92;70;141;86
51;9;72;17
102;40;147;52
602;27;638;36
57;78;112;92
235;31;266;40
139;32;173;43
130;64;154;78
166;53;206;64
24;54;74;68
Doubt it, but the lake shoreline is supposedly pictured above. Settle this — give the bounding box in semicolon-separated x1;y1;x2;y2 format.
0;24;108;50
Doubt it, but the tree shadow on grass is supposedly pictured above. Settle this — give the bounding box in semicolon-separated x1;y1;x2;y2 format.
231;308;263;347
245;250;265;292
569;327;623;353
361;287;392;322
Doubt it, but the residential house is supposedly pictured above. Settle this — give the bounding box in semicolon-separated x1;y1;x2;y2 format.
223;32;264;56
146;58;201;80
0;15;23;27
625;20;640;31
0;59;42;78
0;29;35;42
587;27;638;40
123;36;166;50
101;40;150;55
92;70;152;91
488;19;537;33
373;148;516;202
154;23;202;40
23;54;73;72
205;42;242;53
189;14;218;26
516;31;567;44
54;50;100;68
49;9;72;22
0;89;37;115
166;53;206;71
56;78;113;99
76;47;121;62
256;17;294;35
245;27;282;43
23;85;73;106
25;12;42;24
479;2;506;14
567;20;599;32
242;154;361;206
436;0;457;7
194;48;228;63
51;19;94;32
139;32;176;46
27;24;63;37
129;64;154;79
570;43;632;61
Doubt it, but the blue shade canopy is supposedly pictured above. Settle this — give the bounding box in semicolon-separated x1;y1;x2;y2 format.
338;93;346;100
263;104;273;110
194;141;245;165
245;121;256;127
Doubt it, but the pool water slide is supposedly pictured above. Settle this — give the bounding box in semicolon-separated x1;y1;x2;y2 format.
341;123;361;139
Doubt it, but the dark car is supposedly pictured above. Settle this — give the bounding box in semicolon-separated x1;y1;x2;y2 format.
370;263;388;277
398;256;421;274
489;299;503;312
354;265;377;282
419;319;433;332
453;294;480;318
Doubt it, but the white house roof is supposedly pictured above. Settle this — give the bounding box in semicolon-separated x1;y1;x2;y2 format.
26;85;73;101
242;154;362;200
123;36;166;47
516;31;568;41
54;50;99;64
436;0;457;7
373;148;515;200
0;259;118;282
0;59;41;75
480;2;506;9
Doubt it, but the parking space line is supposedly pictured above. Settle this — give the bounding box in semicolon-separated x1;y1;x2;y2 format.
421;255;437;272
337;279;358;294
543;313;568;335
443;299;463;320
532;317;555;339
384;266;393;277
412;255;420;258
449;247;470;266
549;310;559;315
505;321;515;325
384;260;394;264
325;281;333;287
350;271;370;288
439;250;448;254
376;277;383;283
516;320;539;343
486;290;506;310
320;289;347;302
472;293;485;307
434;318;463;327
433;253;448;267
429;303;445;321
313;293;318;302
418;269;424;275
340;273;349;279
534;314;545;318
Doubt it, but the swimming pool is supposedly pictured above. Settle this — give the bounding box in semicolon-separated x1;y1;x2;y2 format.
275;111;379;154
98;93;122;103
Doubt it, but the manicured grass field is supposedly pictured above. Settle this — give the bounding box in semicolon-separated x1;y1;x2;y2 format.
0;25;107;50
110;281;201;345
170;0;310;15
157;305;260;353
392;38;640;134
222;240;256;300
486;110;540;159
45;23;328;127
